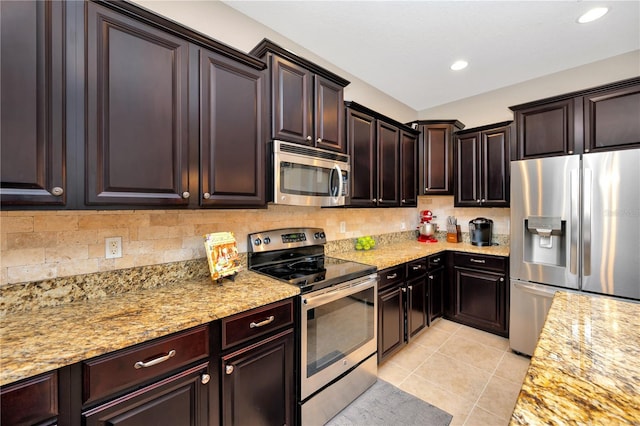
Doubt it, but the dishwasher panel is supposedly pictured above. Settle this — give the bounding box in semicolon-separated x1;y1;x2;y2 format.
509;280;558;356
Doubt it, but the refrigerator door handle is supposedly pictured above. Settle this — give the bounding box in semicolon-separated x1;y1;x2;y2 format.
570;169;579;275
583;168;592;276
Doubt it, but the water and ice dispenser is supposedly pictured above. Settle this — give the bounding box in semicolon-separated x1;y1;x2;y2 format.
523;216;566;266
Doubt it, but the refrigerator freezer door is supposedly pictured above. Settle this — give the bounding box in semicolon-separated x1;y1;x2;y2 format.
509;280;557;356
510;155;580;289
581;149;640;299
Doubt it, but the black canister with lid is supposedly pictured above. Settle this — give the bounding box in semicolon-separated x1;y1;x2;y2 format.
469;218;493;246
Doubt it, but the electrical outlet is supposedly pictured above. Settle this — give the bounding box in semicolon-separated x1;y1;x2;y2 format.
339;221;346;233
400;222;406;230
105;237;122;259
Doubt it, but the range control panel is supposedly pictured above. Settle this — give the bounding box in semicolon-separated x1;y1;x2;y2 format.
248;228;327;252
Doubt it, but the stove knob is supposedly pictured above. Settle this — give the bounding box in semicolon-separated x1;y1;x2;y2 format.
254;238;262;246
320;232;326;239
263;237;271;245
314;232;320;239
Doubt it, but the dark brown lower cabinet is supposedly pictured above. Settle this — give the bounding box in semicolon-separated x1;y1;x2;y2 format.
221;328;294;426
0;371;58;426
378;284;405;362
450;253;508;337
82;363;211;426
428;266;445;323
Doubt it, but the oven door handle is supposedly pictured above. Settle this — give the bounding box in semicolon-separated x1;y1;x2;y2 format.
302;276;377;309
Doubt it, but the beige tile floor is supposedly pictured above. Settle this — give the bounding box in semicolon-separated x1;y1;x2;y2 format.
378;318;531;426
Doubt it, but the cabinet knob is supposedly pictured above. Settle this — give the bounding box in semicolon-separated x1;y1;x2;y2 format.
408;285;413;290
481;198;485;203
51;187;64;196
182;191;190;199
568;150;574;154
429;275;434;279
402;287;407;293
500;277;505;282
225;365;234;375
306;136;312;141
201;374;211;385
372;199;378;203
316;138;322;143
425;187;429;192
203;192;211;199
476;199;481;203
401;199;406;203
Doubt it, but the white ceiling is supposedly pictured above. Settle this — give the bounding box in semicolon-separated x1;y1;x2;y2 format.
222;0;640;111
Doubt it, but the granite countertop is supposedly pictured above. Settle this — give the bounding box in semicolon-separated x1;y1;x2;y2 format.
0;270;299;386
510;291;640;424
332;240;509;270
0;238;509;387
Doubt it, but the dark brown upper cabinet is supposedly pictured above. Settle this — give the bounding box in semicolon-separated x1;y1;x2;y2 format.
85;1;191;206
583;82;640;153
511;77;640;159
0;0;67;206
198;48;267;208
408;120;465;195
345;101;418;207
251;39;350;153
455;121;511;208
400;129;418;207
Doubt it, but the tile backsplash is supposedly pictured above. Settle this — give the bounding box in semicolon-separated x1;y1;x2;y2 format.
0;196;509;286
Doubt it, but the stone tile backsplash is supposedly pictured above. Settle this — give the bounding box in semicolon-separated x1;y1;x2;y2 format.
0;196;510;287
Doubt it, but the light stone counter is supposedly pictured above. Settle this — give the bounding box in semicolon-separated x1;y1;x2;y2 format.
510;291;640;425
332;240;509;270
0;271;299;386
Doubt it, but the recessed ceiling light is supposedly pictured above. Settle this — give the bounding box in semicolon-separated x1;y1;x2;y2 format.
578;7;609;23
450;60;468;71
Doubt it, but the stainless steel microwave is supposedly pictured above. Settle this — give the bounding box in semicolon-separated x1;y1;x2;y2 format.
271;140;350;207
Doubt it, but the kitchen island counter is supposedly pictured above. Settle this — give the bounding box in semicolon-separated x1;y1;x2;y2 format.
511;291;640;425
332;239;509;270
0;270;299;386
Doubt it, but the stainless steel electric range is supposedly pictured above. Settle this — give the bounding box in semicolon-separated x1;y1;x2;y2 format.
248;228;378;426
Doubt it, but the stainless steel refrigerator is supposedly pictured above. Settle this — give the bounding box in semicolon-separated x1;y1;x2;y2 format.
509;149;640;356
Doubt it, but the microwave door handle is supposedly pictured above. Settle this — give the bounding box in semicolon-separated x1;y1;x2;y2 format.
331;164;343;204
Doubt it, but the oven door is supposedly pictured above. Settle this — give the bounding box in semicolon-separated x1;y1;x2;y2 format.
300;274;377;400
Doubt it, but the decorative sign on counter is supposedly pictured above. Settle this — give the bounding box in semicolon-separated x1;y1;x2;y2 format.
204;232;241;283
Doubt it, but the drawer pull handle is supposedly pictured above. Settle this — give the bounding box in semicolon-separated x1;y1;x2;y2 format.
134;349;176;369
250;315;275;328
386;273;398;279
470;258;486;264
412;265;422;270
432;258;441;263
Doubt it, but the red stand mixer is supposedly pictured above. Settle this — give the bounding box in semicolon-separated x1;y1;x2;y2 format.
417;210;438;243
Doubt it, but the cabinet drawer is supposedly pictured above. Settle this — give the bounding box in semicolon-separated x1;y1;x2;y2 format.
454;253;507;272
378;265;405;291
406;258;427;279
222;299;293;350
427;253;445;269
82;325;209;404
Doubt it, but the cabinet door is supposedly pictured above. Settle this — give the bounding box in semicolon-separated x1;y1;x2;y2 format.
271;55;313;145
515;99;575;159
347;108;377;207
314;76;345;152
0;0;66;206
454;133;479;207
378;286;405;363
377;121;400;206
85;2;190;206
400;130;418;207
480;126;510;207
407;277;427;340
453;267;507;336
1;372;58;426
419;124;453;195
199;48;266;208
83;363;210;426
428;267;445;323
583;83;640;152
221;329;294;426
